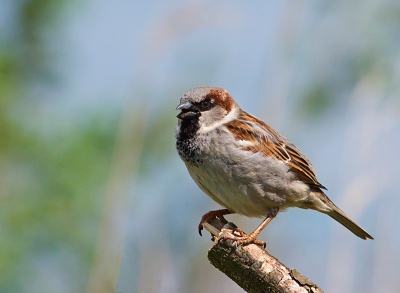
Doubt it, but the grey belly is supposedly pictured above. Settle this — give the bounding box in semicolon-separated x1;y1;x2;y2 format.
185;153;302;217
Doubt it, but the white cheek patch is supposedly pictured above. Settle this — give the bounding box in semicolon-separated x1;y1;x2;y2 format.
198;106;238;134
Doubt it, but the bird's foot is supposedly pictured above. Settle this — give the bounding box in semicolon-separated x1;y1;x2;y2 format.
219;227;266;248
198;209;232;236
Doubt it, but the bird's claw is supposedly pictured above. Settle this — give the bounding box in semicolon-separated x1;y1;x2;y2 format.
198;209;231;237
217;227;266;248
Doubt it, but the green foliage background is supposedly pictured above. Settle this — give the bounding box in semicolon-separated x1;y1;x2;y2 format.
1;1;118;291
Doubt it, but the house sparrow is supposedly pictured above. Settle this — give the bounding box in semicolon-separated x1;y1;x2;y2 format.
175;86;373;245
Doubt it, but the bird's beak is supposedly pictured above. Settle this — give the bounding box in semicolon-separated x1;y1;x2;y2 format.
176;100;194;111
176;100;199;120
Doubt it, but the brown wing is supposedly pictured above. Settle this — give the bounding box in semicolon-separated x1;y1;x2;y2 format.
225;110;327;190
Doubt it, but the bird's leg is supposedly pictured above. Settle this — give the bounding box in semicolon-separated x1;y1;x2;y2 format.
198;208;232;236
219;208;278;247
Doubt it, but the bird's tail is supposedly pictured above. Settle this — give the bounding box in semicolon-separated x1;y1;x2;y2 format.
307;191;373;240
326;205;373;240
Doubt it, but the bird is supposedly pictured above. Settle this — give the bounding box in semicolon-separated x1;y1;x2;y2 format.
175;86;373;245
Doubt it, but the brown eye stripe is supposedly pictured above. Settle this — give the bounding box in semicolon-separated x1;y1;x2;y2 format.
205;89;234;112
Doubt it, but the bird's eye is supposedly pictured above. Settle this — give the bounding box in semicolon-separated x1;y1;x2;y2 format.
200;99;213;110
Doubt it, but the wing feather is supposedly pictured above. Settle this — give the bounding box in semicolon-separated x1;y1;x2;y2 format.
225;110;326;190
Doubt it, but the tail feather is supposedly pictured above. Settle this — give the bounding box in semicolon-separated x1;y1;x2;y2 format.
327;207;373;240
307;190;373;240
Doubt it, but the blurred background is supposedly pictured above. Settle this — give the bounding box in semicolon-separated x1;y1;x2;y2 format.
1;0;400;292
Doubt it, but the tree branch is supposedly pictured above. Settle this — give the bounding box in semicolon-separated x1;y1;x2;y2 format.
204;219;324;293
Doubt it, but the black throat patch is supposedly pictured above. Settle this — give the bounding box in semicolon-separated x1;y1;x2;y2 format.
176;118;201;163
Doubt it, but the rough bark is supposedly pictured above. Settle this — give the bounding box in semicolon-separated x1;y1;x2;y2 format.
204;219;324;293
